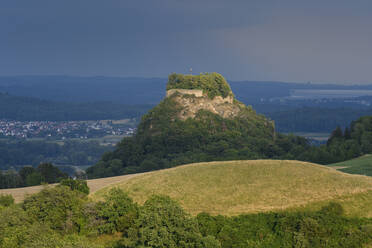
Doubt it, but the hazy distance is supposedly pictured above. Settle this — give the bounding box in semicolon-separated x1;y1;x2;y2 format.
1;0;372;84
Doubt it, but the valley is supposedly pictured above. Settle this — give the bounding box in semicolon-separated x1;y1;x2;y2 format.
2;73;372;247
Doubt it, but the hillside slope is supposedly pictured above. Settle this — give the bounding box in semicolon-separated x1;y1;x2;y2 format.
93;160;372;216
328;154;372;176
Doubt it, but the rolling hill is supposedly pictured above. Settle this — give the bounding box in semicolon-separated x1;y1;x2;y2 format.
2;159;372;218
92;160;372;217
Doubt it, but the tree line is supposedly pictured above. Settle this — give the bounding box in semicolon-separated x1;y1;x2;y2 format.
0;163;68;188
0;184;371;247
0;139;113;171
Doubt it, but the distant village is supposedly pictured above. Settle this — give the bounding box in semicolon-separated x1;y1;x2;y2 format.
0;119;136;139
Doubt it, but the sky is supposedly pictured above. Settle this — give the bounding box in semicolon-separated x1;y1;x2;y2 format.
1;0;372;84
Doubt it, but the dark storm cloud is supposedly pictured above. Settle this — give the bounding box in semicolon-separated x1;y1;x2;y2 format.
1;0;372;83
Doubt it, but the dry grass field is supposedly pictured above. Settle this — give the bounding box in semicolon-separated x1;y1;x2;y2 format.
92;160;372;216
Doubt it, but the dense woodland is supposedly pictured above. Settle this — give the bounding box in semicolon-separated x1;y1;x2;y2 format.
0;163;68;188
0;140;113;188
0;184;371;247
0;139;112;170
295;115;372;164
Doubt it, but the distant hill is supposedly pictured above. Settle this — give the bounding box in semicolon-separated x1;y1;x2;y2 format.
93;160;372;217
0;92;152;121
2;75;372;105
2;75;372;132
0;76;166;104
86;73;312;178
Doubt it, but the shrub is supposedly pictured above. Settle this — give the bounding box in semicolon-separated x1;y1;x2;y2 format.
0;194;14;207
166;73;232;99
320;202;344;216
121;195;221;248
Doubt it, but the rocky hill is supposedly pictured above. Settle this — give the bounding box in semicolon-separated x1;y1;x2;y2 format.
86;73;307;178
166;88;236;120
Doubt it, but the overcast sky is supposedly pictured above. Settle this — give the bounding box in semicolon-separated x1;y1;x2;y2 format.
1;0;372;83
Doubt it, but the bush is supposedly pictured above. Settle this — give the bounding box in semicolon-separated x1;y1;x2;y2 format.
167;73;232;99
0;194;14;207
121;195;220;248
320;202;344;216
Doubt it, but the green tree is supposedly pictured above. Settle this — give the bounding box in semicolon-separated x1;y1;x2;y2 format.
26;172;43;186
327;126;344;146
37;163;67;184
22;186;87;233
96;188;138;234
19;166;36;186
59;178;90;195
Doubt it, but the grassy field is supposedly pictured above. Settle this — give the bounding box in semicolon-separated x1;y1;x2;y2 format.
92;160;372;216
3;159;372;217
329;154;372;177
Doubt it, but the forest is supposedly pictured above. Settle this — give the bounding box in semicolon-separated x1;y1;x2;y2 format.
0;163;68;188
0;139;112;170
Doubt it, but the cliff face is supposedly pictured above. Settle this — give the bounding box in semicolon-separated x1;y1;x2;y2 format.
166;89;203;98
166;90;238;120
